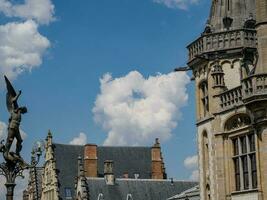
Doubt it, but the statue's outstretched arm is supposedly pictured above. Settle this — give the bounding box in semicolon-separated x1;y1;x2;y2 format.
12;90;21;103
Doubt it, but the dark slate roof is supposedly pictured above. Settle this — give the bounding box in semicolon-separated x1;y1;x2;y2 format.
53;143;84;200
168;185;200;200
86;178;197;200
53;143;153;199
97;146;152;178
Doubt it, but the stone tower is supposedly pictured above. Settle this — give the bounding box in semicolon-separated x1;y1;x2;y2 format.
187;0;267;199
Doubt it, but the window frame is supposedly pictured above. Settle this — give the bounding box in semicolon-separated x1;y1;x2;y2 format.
232;133;257;192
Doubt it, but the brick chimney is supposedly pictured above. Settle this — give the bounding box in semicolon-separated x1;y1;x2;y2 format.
84;144;98;177
104;160;115;185
151;138;164;179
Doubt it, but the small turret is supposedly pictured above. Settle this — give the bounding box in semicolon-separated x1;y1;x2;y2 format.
211;60;226;92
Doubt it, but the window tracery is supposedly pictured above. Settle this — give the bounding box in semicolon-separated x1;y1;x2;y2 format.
225;114;251;131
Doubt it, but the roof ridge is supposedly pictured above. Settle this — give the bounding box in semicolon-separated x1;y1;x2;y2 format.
98;146;151;148
53;143;151;148
86;177;198;183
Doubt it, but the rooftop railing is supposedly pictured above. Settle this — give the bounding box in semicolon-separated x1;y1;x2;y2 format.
219;86;242;110
217;73;267;111
188;29;257;62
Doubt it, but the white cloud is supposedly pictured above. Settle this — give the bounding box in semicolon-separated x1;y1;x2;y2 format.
153;0;199;10
190;169;199;181
93;71;190;146
0;0;54;83
69;132;87;145
0;121;6;140
0;0;55;25
184;154;198;169
184;154;199;181
0;20;50;81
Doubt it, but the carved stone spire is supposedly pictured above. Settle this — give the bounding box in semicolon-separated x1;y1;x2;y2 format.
206;0;256;33
75;156;89;200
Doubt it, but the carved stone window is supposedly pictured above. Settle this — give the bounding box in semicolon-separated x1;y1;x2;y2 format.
225;114;251;131
232;134;257;191
199;81;209;116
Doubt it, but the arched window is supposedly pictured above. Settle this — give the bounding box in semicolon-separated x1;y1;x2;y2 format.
224;114;251;131
97;193;104;200
225;114;257;191
203;131;209;172
126;194;133;200
202;131;210;199
206;184;211;200
77;192;82;200
199;81;209;116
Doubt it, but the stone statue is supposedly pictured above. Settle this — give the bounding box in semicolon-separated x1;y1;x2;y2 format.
4;76;27;162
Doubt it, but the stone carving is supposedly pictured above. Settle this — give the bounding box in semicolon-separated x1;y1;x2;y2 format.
225;114;251;131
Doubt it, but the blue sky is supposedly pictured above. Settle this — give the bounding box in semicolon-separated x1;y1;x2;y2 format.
0;0;211;191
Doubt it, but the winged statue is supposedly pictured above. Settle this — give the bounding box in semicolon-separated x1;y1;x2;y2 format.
3;76;27;161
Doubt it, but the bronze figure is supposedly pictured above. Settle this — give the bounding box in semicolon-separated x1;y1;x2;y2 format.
4;76;27;161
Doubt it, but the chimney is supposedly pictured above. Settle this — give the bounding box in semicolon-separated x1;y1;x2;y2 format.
151;138;164;179
84;144;98;177
255;0;267;74
104;160;115;185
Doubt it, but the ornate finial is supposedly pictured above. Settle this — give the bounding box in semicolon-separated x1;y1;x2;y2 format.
77;156;84;176
47;130;52;138
154;138;160;147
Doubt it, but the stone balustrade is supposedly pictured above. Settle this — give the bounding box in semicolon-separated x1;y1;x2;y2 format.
242;73;267;99
219;86;243;109
218;74;267;111
188;29;257;61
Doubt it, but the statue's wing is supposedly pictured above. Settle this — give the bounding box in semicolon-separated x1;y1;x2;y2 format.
4;76;18;112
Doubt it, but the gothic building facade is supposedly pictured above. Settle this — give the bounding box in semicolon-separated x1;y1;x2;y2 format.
188;0;267;199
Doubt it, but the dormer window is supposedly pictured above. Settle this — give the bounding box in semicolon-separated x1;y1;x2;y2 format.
97;193;104;200
64;187;72;199
126;194;133;200
134;173;139;179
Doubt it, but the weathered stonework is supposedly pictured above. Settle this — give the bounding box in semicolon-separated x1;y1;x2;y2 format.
40;132;60;200
189;0;267;199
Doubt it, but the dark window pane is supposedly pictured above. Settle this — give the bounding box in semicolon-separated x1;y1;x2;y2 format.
65;188;72;198
250;154;257;188
242;156;249;189
249;134;256;152
241;137;247;154
234;158;240;191
233;138;239;155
